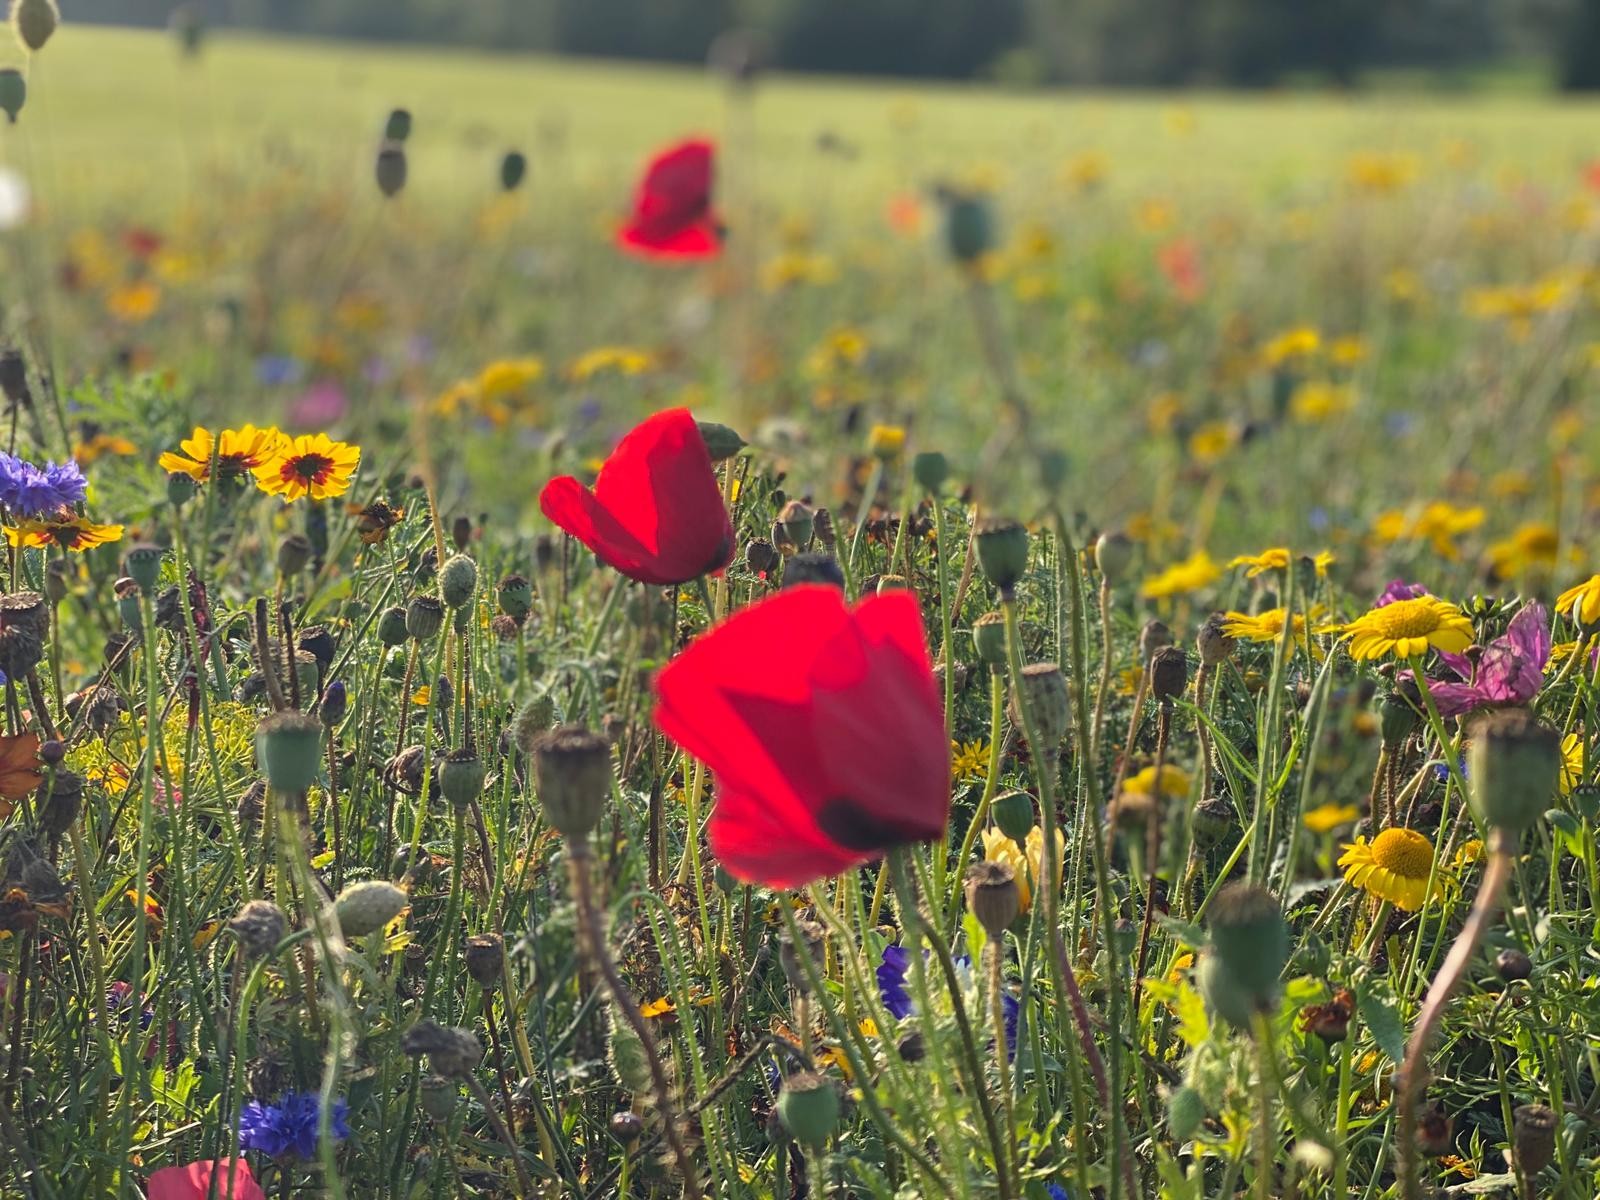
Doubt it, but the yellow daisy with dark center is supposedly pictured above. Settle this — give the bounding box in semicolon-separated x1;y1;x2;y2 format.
160;424;286;484
1330;596;1473;661
1338;827;1446;911
253;433;360;503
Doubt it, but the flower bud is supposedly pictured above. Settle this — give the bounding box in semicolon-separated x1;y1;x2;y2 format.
406;595;445;641
320;680;348;727
513;693;556;754
333;879;409;937
778;920;826;995
606;1110;642;1144
1140;619;1173;665
607;1007;652;1092
0;69;23;124
497;574;533;619
401;1021;483;1080
439;747;486;809
972;610;1008;670
777;1072;840;1149
942;191;995;264
975;517;1029;596
499;149;527;191
896;1030;925;1062
1495;947;1533;982
254;711;323;794
965;860;1020;938
1512;1103;1558;1177
227;899;288;959
696;420;746;461
912;451;949;494
377;605;409;647
1167;1085;1206;1142
1380;685;1421;748
1466;709;1560;836
1204;882;1288;1022
277;533;312;576
1197;612;1236;667
384;107;412;142
463;932;505;988
782;552;845;590
1094;531;1134;586
1010;662;1069;757
990;789;1035;842
440;554;478;609
532;725;611;839
376;141;407;198
1149;646;1189;701
12;0;57;53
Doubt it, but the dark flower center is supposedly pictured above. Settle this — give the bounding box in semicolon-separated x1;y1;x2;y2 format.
816;798;915;852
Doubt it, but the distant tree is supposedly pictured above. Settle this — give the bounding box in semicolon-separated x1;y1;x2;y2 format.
1558;0;1600;87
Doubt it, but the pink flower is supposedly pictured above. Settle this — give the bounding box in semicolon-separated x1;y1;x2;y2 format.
147;1160;264;1200
1418;602;1549;717
1375;580;1428;607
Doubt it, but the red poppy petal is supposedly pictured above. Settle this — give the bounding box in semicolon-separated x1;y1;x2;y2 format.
708;779;867;889
617;221;721;260
538;475;656;582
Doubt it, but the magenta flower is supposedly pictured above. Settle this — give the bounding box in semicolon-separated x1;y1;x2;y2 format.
1420;602;1549;717
1375;580;1428;607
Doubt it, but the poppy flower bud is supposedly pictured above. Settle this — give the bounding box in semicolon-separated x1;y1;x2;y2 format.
376;141;407;198
440;554;478;609
419;1076;456;1123
227;899;288;960
532;725;611;840
745;539;779;576
1149;646;1189;701
122;543;164;594
37;768;82;838
384;107;412;142
778;919;826;995
779;500;814;552
1191;796;1237;847
401;1021;483;1080
255;711;323;794
439;747;486;810
497;574;533;619
378;605;409;647
912;451;949;494
942;190;995;264
609;1110;644;1143
1197;612;1236;667
513;693;556;754
782;552;844;590
1140;619;1173;665
1466;709;1560;836
1010;662;1070;756
1204;882;1288;1023
499;150;526;192
607;1007;652;1092
991;789;1035;842
166;472;197;507
406;595;445;641
0;69;23;124
976;517;1029;596
1495;946;1533;982
973;610;1008;670
320;680;348;727
12;0;57;53
333;879;408;937
1094;531;1135;585
463;932;504;988
43;559;70;604
277;533;312;576
1415;1103;1454;1156
696;420;746;462
777;1072;840;1149
1167;1085;1205;1142
39;737;64;765
1512;1103;1558;1176
1379;685;1421;748
965;860;1021;938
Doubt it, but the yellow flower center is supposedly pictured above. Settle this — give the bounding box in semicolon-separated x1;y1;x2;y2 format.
1370;827;1434;879
1365;598;1443;640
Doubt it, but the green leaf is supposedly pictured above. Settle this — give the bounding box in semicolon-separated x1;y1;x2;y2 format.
1358;982;1405;1064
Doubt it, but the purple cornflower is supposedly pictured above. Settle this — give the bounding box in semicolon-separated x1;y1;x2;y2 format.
238;1092;351;1159
1375;580;1428;608
1420;602;1549;718
876;945;913;1020
0;452;87;518
1047;1186;1073;1200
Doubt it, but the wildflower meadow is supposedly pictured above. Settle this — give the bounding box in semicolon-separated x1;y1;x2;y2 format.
2;10;1600;1200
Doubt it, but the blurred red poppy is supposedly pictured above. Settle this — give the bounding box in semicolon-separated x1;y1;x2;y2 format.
1158;237;1204;303
148;1160;264;1200
540;407;734;586
617;139;721;260
654;585;950;888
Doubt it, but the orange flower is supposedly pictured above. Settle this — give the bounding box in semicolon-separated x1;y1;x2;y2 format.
252;433;360;503
0;733;41;818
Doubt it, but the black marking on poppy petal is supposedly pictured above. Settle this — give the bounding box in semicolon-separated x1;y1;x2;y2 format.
816;798;912;852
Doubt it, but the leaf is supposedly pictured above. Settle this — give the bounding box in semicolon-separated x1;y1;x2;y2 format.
310;849;336;869
1358;983;1405;1064
1154;914;1208;949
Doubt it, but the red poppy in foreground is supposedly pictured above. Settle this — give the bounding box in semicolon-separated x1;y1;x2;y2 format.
654;585;950;888
617;138;721;260
540;408;734;586
148;1159;264;1200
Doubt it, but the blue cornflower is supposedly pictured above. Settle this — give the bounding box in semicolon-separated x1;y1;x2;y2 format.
238;1092;351;1159
1047;1185;1073;1200
0;453;87;518
876;945;914;1019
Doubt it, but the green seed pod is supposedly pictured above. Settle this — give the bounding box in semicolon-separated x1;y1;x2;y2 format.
1197;950;1255;1031
277;533;312;576
333;879;408;937
377;605;409;647
972;610;1009;670
912;451;949;495
513;692;556;754
779;500;814;552
439;747;486;809
777;1072;840;1149
1167;1085;1206;1142
419;1075;456;1123
942;190;995;264
497;574;533;620
254;711;323;794
696;420;745;462
532;725;611;840
975;517;1029;596
440;554;478;609
0;68;23;124
12;0;57;53
406;595;445;641
384;107;412;142
607;1006;653;1092
499;150;526;192
1010;662;1070;756
376;141;407;198
1466;709;1560;836
123;543;164;594
1205;882;1288;1019
1094;530;1135;586
990;789;1035;842
166;472;197;507
1379;686;1421;748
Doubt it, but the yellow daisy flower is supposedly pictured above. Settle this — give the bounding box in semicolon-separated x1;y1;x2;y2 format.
159;424;287;484
981;825;1063;912
1561;732;1583;795
1303;803;1361;834
72;432;138;465
1222;607;1325;646
1140;550;1221;600
1338;827;1447;912
1556;575;1600;627
5;514;124;552
252;433;361;503
1329;596;1474;662
1121;764;1191;801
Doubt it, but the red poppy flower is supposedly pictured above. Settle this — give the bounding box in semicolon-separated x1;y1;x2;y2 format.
617;139;721;260
654;585;950;888
148;1160;264;1200
540;407;734;586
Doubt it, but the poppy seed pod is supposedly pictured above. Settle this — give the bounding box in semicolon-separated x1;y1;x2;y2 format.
813;507;836;549
779;499;814;552
37;768;82;839
419;1076;456;1123
975;517;1029;596
254;711;323;794
1094;530;1135;586
1011;662;1070;756
770;518;795;558
1495;947;1533;982
320;679;348;727
440;554;478;609
965;860;1021;938
0;590;49;641
383;108;412;143
913;451;949;495
696;420;746;462
607;1006;652;1092
497;574;533;620
12;0;56;53
276;533;312;576
401;1021;483;1080
973;610;1008;670
297;624;336;673
1191;796;1237;847
942;190;995;264
227;898;288;960
123;543;164;593
0;68;23;124
777;919;826;995
1197;612;1236;667
333;879;408;937
166;471;197;507
532;725;612;840
375;141;408;198
406;595;445;641
439;747;486;810
777;1072;840;1149
0;348;27;403
1149;646;1189;701
745;538;779;576
377;604;409;647
499;150;526;192
449;515;472;552
781;552;845;590
1466;709;1560;836
463;932;505;988
990;789;1035;842
1379;686;1421;748
1140;618;1173;665
42;559;70;604
1512;1103;1558;1177
513;693;556;754
1416;1103;1454;1156
1204;882;1288;1021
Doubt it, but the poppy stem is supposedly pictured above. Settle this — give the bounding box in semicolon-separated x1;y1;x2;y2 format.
1090;575;1114;759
